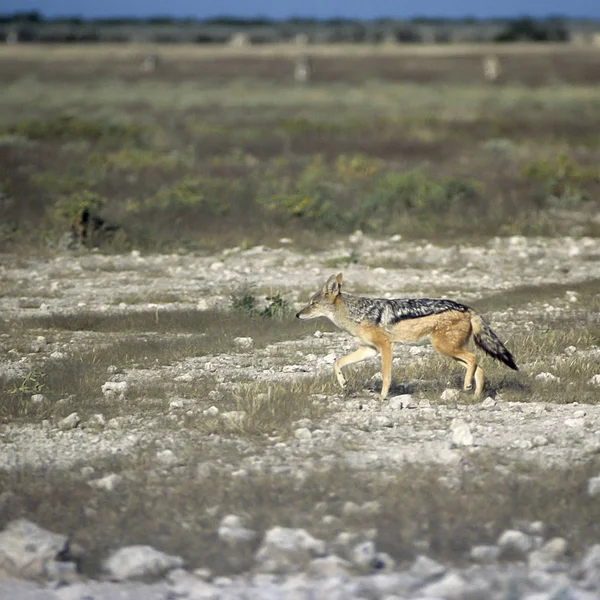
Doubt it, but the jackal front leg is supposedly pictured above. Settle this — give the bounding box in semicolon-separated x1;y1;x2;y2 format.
334;346;378;391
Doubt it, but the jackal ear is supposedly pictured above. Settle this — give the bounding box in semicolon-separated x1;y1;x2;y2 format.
324;273;342;296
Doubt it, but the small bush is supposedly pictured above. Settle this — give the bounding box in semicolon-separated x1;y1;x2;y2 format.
522;153;599;209
261;293;292;319
230;285;259;316
52;189;106;223
354;169;482;231
87;147;184;173
230;287;292;319
133;177;234;215
256;154;345;229
3;116;142;143
335;153;383;181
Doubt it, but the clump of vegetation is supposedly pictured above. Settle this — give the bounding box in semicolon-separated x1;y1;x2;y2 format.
131;177;234;215
256;154;344;229
87;147;184;173
354;169;482;231
230;284;259;316
52;189;106;224
260;293;292;318
3;115;142;143
230;286;292;319
522;153;599;209
9;369;45;397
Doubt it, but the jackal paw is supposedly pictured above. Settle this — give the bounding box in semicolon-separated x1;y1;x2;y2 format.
335;373;347;389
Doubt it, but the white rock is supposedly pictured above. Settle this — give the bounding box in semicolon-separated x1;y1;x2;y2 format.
410;554;447;581
101;381;129;398
589;374;600;386
528;537;568;569
156;449;178;466
535;372;560;382
450;418;474;446
420;572;467;599
576;544;600;587
255;527;326;574
481;396;497;409
88;473;122;492
309;555;351;577
58;412;80;431
204;406;219;417
388;396;406;410
470;544;500;564
87;413;106;428
441;388;460;402
0;519;76;579
351;540;377;569
217;515;256;545
104;545;184;580
587;475;600;497
532;435;549;447
497;529;533;558
565;417;586;428
169;400;184;409
294;427;312;441
220;411;248;428
233;337;254;349
30;394;45;403
323;353;337;365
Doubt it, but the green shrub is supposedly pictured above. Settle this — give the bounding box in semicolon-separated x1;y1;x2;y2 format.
354;169;481;230
256;154;345;229
261;293;292;319
522;153;599;208
133;177;235;215
230;287;291;319
87;147;183;172
3;116;142;143
52;190;106;224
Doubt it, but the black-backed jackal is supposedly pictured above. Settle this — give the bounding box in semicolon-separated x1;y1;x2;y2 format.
296;273;518;400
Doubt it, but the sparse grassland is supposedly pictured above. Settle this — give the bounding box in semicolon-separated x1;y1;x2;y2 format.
1;44;600;253
0;44;600;586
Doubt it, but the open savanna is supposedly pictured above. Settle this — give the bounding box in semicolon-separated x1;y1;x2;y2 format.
1;43;600;581
0;43;599;252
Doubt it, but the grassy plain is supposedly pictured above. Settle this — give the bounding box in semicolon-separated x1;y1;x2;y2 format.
1;43;600;252
0;43;599;577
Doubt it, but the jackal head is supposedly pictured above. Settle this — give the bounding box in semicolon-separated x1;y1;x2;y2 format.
296;273;343;320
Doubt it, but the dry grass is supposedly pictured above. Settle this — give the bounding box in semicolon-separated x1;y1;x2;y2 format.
0;307;334;425
0;42;592;60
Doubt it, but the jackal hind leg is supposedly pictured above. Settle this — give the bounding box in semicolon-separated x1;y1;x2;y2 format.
430;331;480;394
334;346;378;391
378;340;393;400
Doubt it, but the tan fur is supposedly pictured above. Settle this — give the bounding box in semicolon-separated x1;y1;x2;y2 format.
297;273;516;400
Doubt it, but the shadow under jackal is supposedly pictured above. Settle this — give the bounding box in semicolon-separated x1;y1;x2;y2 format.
296;273;518;399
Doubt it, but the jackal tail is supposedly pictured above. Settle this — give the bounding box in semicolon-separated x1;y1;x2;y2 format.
471;313;518;371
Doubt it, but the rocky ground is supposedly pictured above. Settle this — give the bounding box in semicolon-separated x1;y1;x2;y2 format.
1;233;600;599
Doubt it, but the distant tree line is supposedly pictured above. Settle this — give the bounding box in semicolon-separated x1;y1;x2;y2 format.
0;11;589;44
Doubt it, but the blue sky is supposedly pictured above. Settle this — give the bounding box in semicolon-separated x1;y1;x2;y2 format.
5;1;600;20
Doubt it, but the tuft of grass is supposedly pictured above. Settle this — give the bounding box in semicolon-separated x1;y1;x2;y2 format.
230;287;293;319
